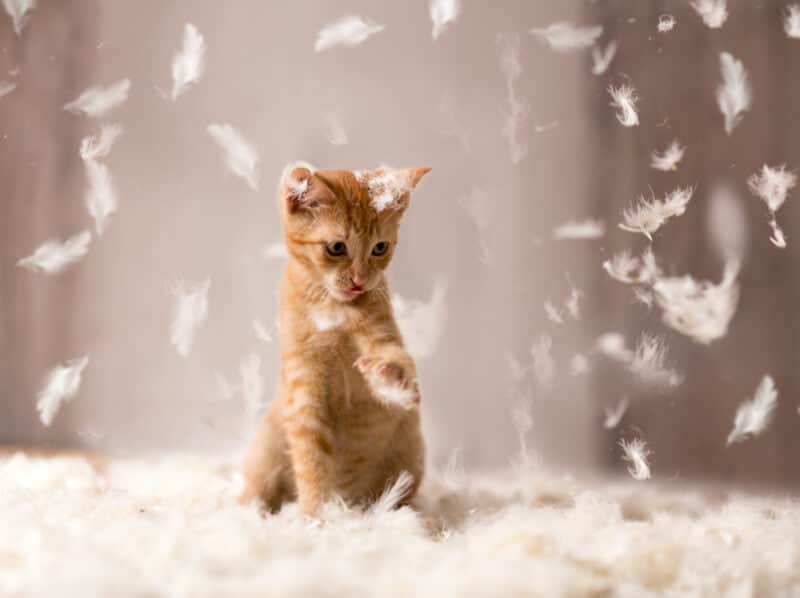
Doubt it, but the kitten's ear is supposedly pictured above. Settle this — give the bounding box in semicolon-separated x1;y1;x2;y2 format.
407;167;432;190
279;161;335;214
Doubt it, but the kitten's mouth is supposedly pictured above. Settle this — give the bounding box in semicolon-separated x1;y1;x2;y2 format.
344;285;366;296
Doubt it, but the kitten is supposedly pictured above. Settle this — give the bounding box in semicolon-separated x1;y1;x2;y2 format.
241;163;431;516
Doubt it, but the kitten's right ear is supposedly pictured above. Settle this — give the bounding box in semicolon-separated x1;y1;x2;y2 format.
279;161;335;214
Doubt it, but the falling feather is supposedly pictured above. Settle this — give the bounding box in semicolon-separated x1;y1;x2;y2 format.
79;123;123;161
0;80;17;99
63;79;131;118
650;140;686;171
252;319;273;343
785;5;800;38
314;16;385;52
596;332;634;363
717;52;751;135
619;437;651;480
531;334;556;390
657;15;676;33
619;187;694;240
324;113;349;146
608;84;639;127
170;278;210;357
692;0;728;29
604;398;629;429
17;230;92;274
2;0;35;35
629;334;682;388
591;41;617;76
530;22;603;52
171;23;206;100
392;281;447;360
430;0;461;40
240;353;265;415
84;159;118;236
36;356;89;427
207;124;260;191
553;219;606;240
747;164;796;248
727;375;778;445
498;34;529;164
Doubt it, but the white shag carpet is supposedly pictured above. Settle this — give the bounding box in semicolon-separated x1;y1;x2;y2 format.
1;453;799;597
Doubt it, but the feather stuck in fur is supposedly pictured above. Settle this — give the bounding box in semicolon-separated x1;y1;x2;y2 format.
747;164;796;248
314;16;385;52
170;278;210;357
553;219;606;240
692;0;728;29
498;34;529;164
2;0;35;35
530;22;603;52
17;230;92;274
171;23;206;100
591;41;617;76
207;124;260;190
717;52;751;135
36;356;90;427
619;437;651;480
63;79;131;118
430;0;460;40
619;187;694;240
356;167;414;212
651;140;685;171
608;84;639;127
79;123;123;161
727;376;778;445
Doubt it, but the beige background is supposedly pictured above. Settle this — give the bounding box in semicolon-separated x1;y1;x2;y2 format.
2;1;799;488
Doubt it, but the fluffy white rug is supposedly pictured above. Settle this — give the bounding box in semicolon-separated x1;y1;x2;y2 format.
1;453;798;597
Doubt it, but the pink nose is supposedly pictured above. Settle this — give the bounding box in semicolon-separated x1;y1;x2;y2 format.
350;277;366;289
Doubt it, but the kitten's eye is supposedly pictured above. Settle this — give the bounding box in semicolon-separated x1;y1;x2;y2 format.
371;241;389;256
325;241;347;257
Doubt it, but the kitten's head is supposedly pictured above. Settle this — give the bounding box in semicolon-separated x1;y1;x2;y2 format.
279;163;430;302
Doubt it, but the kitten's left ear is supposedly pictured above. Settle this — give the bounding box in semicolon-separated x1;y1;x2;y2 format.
407;167;432;190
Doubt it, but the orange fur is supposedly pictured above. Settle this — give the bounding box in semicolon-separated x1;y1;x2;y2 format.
241;165;430;516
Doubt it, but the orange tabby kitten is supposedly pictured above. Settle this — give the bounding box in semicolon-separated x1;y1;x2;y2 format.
241;163;431;516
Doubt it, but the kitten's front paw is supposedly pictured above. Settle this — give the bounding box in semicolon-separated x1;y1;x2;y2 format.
355;357;420;409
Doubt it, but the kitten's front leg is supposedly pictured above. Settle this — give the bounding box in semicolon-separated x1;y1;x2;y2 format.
355;348;421;410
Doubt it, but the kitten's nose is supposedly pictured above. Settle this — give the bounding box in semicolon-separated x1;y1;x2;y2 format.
350;276;365;289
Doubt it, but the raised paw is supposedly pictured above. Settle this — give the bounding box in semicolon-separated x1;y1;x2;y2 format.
354;357;420;409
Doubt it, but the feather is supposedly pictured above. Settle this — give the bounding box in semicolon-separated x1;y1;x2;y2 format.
355;167;414;212
727;376;778;445
392;281;447;360
170;278;210;357
373;383;419;410
310;307;346;332
314;16;385;52
591;41;617;76
63;79;131;118
240;353;265;415
769;219;787;249
2;0;35;35
530;22;603;52
171;23;206;100
430;0;461;40
262;241;287;260
653;259;740;344
79;123;123;161
629;333;682;388
84;159;118;236
370;471;414;515
0;80;17;99
498;34;529;164
36;355;89;427
596;332;634;363
553;219;606;240
604;398;629;429
17;230;92;274
603;247;662;284
717;52;751;135
324;112;349;146
657;14;676;33
565;286;582;319
207;124;260;191
531;334;555;390
619;437;651;481
692;0;728;29
650;140;686;171
747;164;796;214
619;186;694;240
608;84;639;127
785;5;800;38
252;319;273;343
544;300;564;324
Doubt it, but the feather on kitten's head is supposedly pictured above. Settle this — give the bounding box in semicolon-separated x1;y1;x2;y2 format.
279;163;430;302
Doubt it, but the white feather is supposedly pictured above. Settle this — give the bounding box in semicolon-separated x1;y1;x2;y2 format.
392;281;447;360
356;167;414;212
603;398;629;429
591;41;617;76
498;34;529;164
2;0;35;35
310;307;346;332
785;5;800;38
430;0;461;40
240;353;265;415
596;332;634;363
369;471;414;515
553;219;605;240
373;384;419;410
544;300;564;324
747;164;796;214
619;437;651;481
314;16;385;52
727;376;778;445
17;230;92;274
36;355;89;427
531;334;555;390
629;334;682;388
79;123;123;161
171;23;206;100
324;113;349;146
252;319;273;343
0;80;17;99
650;140;686;171
63;79;131;118
608;84;639;127
207;124;260;191
657;14;676;33
530;22;603;52
170;278;210;357
603;248;662;285
692;0;728;29
717;52;751;135
84;159;118;236
619;186;694;240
